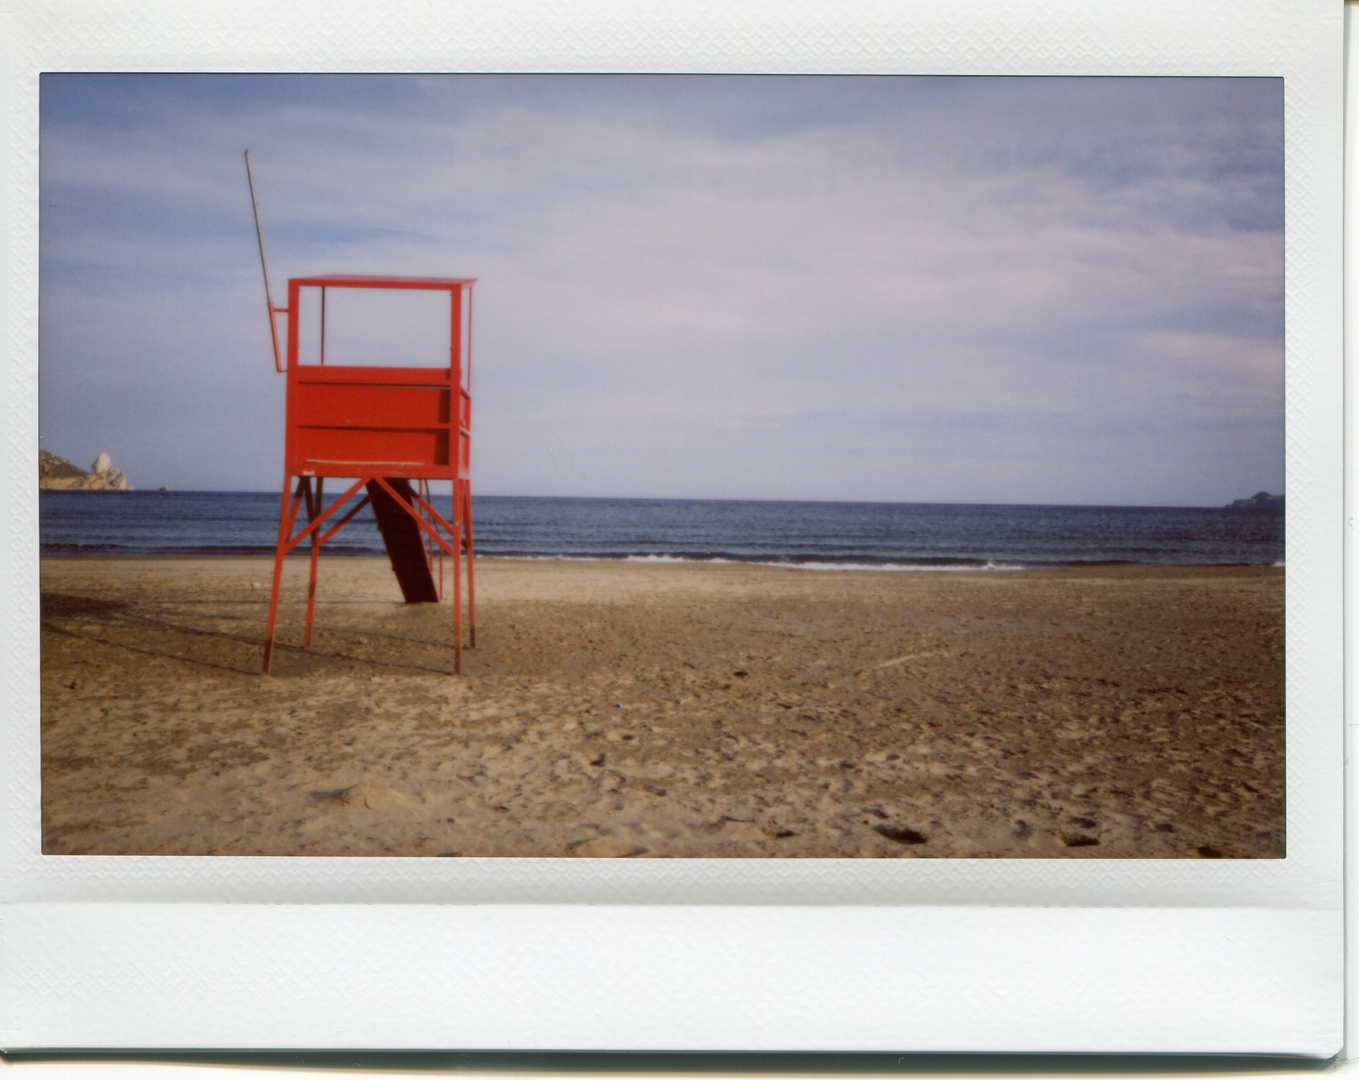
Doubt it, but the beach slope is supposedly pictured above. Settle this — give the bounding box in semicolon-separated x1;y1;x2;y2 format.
40;557;1283;858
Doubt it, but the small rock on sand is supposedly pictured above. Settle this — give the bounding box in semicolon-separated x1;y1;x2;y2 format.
874;824;927;845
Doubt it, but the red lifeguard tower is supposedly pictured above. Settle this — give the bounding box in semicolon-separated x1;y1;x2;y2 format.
245;153;477;675
259;273;477;675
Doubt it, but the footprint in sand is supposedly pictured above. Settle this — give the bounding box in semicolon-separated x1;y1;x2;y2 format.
568;838;646;857
337;784;412;810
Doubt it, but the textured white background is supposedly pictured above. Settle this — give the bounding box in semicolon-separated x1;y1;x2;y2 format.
0;0;1345;1055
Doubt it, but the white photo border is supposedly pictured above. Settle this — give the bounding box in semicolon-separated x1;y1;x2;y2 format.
0;0;1344;1055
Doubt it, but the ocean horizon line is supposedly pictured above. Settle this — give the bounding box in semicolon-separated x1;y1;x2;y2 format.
39;488;1282;512
40;491;1284;568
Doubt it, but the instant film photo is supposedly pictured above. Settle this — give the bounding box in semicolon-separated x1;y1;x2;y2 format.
0;0;1346;1057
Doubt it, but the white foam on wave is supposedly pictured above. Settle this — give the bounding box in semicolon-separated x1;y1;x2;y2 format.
781;558;1028;573
497;553;1031;572
622;554;736;565
492;554;610;563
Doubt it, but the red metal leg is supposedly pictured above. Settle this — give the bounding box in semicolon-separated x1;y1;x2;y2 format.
436;481;445;600
452;492;463;676
422;479;444;601
462;479;476;649
417;480;429;568
263;475;304;675
303;477;321;648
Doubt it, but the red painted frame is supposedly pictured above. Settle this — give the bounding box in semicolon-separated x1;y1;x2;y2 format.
261;274;478;675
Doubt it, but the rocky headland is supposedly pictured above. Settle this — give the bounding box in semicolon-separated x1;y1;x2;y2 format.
39;450;133;491
1226;491;1282;510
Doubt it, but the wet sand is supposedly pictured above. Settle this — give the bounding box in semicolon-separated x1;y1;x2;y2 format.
40;556;1283;858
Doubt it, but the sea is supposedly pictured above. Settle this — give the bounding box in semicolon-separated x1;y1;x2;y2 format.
39;491;1284;569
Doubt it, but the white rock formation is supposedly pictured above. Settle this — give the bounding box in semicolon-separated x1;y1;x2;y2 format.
89;452;131;490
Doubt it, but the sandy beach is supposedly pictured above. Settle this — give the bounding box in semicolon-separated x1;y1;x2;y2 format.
39;556;1283;858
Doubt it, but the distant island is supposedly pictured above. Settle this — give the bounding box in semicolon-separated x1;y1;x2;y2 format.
39;449;133;491
1226;491;1282;510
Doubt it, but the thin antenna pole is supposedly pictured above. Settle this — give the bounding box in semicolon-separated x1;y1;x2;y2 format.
244;150;284;373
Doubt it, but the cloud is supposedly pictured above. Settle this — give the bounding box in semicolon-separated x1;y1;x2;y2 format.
39;74;1283;504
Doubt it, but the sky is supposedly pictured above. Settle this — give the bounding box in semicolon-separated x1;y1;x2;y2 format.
38;74;1284;505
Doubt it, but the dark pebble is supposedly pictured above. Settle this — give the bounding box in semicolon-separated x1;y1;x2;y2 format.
875;825;927;845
